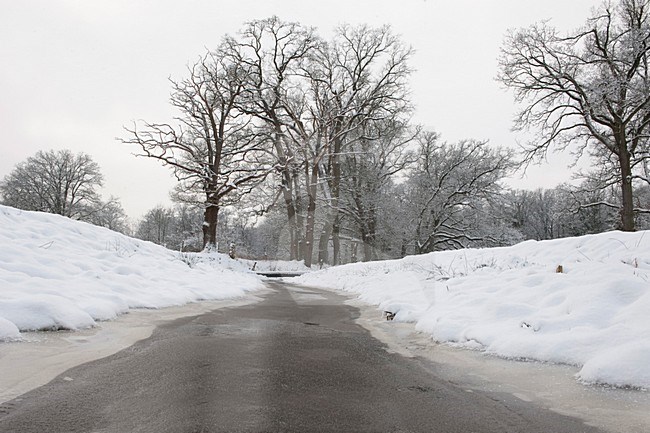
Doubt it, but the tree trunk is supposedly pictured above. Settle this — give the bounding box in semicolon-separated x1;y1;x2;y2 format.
317;221;332;265
280;175;299;260
362;242;372;262
618;148;635;231
362;227;377;261
202;204;220;251
293;168;305;261
368;211;377;260
332;217;341;265
303;163;319;268
272;124;300;260
330;119;343;266
400;239;408;258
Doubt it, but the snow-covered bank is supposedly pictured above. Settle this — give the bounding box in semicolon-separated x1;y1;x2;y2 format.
296;231;650;389
0;205;263;341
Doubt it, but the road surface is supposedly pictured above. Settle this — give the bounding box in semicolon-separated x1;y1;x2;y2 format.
0;281;604;433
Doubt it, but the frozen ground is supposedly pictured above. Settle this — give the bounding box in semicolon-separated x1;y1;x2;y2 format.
297;231;650;390
0;205;264;341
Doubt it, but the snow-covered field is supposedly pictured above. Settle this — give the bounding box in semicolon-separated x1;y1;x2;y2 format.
0;205;263;341
297;232;650;390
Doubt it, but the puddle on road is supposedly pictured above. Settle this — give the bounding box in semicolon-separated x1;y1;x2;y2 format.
348;297;650;433
288;290;328;303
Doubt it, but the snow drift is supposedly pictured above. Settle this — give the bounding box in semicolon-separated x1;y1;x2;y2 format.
296;231;650;389
0;205;263;341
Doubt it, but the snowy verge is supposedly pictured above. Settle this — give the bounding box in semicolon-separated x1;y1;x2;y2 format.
296;231;650;389
0;205;263;341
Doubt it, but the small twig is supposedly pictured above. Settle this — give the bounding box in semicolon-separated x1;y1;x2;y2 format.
609;238;629;250
635;232;646;249
576;249;592;261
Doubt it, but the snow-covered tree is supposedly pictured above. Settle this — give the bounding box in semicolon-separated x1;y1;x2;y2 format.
403;133;514;252
135;205;174;247
135;204;204;251
84;196;130;234
222;16;319;262
0;149;104;220
500;182;622;241
309;23;414;265
498;0;650;231
338;121;416;261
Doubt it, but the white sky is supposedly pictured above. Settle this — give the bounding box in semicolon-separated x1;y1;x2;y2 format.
0;0;602;219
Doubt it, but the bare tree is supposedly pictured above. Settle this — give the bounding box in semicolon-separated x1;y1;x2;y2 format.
404;134;514;252
501;183;620;240
134;203;203;250
0;149;104;219
221;16;319;261
220;19;415;267
136;205;174;246
338;121;417;261
121;50;274;250
84;196;130;234
304;23;414;265
498;0;650;231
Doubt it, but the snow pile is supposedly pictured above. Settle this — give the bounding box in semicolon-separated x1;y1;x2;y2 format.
0;205;263;341
297;232;650;389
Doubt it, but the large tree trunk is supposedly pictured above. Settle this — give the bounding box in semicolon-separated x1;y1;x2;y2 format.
317;119;343;266
361;215;377;261
330;120;343;265
361;232;373;262
303;163;319;268
202;204;220;251
618;147;635;231
280;173;299;260
317;221;332;266
272;123;300;260
332;217;341;265
293;168;305;261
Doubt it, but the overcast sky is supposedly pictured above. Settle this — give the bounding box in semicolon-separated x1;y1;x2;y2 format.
1;0;602;219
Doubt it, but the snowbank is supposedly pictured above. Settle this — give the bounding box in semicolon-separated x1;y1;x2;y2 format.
0;205;263;341
296;232;650;389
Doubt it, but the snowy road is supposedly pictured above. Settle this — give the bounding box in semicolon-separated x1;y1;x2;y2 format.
0;282;605;433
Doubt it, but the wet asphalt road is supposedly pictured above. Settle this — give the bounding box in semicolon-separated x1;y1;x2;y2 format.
0;281;604;433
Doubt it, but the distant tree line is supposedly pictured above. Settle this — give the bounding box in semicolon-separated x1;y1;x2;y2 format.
3;148;643;262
